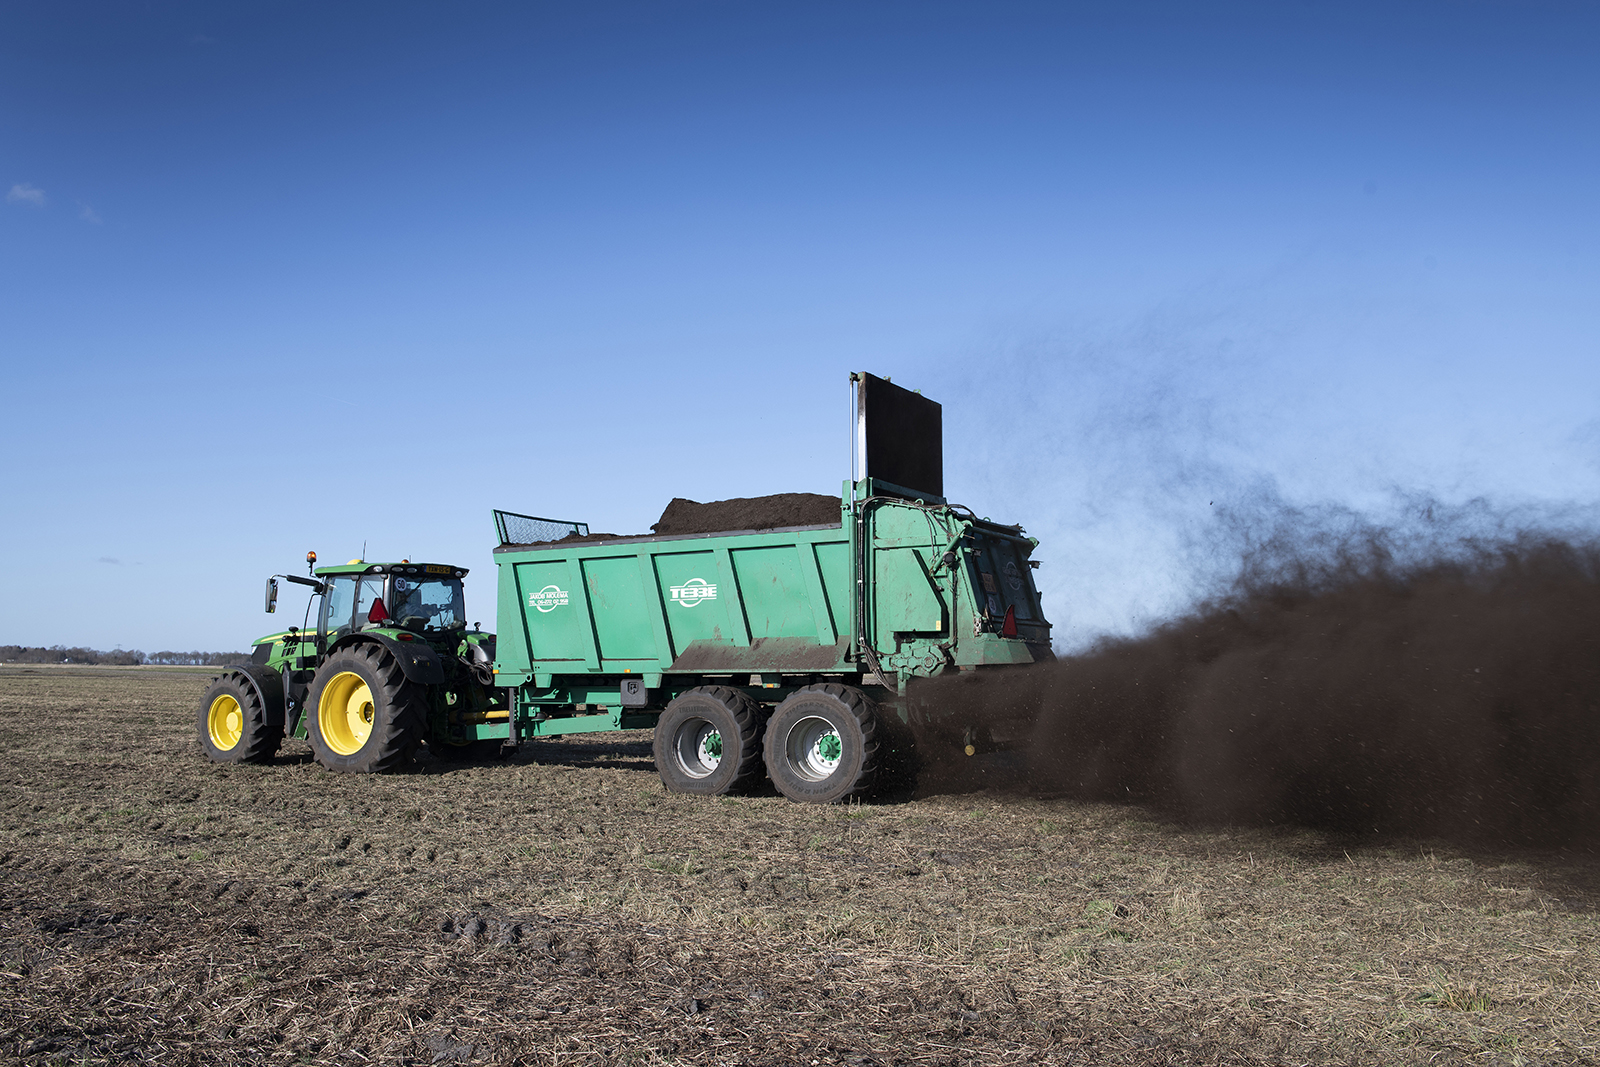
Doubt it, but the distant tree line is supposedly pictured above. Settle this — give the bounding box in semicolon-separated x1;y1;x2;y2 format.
0;646;249;667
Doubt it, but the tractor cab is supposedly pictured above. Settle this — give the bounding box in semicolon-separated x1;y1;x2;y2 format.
313;561;470;641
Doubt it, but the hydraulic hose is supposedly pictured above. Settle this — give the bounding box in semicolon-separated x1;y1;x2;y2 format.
853;496;893;688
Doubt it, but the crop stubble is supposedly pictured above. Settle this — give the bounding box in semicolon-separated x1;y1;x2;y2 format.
2;666;1598;1065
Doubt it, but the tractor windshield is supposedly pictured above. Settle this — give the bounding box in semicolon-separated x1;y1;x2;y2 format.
391;575;466;632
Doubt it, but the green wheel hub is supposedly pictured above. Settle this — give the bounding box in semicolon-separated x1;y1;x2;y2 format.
670;717;724;779
785;716;844;782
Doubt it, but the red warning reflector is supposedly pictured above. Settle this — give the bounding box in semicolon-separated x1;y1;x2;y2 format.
1001;605;1017;638
367;598;390;623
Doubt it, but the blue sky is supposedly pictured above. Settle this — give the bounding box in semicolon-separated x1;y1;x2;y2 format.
3;1;1597;651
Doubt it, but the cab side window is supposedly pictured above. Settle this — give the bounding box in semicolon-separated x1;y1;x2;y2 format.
322;577;358;639
355;577;386;627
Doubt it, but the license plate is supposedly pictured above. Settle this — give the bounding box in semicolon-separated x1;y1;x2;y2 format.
426;565;451;575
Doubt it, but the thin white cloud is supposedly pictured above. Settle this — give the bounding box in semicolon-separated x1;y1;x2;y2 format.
7;183;45;207
79;204;102;224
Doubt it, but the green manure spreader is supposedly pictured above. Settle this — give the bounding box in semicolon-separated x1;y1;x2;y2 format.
487;372;1054;803
199;373;1053;803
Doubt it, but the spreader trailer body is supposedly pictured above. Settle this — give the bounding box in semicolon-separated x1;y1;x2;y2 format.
489;372;1054;802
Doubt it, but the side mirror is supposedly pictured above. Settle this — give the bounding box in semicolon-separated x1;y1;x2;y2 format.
265;577;279;614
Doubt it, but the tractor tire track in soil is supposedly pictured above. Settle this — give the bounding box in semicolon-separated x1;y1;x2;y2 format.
3;666;1600;1065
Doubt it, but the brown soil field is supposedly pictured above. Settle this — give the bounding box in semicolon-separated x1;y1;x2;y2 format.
3;665;1599;1066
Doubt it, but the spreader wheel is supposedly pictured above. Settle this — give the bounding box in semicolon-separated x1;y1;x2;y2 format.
196;672;281;764
305;644;426;773
763;684;880;804
653;686;765;795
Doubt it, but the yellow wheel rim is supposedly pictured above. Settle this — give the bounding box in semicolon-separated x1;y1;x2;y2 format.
319;671;376;755
207;694;244;751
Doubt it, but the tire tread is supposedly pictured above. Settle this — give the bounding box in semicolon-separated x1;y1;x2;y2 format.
764;683;879;804
197;672;282;765
306;643;426;773
653;685;766;795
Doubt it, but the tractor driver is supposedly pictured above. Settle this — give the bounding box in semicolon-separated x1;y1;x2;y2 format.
392;577;431;630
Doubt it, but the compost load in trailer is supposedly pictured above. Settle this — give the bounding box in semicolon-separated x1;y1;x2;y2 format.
502;492;843;546
651;493;841;535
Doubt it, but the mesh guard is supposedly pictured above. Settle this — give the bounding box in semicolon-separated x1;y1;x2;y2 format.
494;510;590;546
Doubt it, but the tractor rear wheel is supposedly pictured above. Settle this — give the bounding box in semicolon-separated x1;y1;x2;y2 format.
763;684;879;804
305;644;425;773
197;672;281;764
653;686;765;795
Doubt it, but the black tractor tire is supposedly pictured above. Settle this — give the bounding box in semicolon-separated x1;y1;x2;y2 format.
653;686;766;795
197;672;281;764
763;684;880;804
305;644;426;773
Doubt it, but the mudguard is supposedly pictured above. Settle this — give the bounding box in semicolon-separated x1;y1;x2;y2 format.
330;633;447;685
222;664;287;730
462;634;497;686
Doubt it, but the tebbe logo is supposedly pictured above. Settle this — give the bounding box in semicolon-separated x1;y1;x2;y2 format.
1003;560;1023;592
529;585;569;613
669;577;717;607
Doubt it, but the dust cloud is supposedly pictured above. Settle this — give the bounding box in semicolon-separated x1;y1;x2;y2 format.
918;501;1600;846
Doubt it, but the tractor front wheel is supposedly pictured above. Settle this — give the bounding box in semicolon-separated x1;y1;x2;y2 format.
305;645;425;773
653;686;765;795
196;672;281;764
763;684;880;804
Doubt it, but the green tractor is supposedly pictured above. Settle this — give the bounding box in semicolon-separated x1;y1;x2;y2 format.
197;552;503;772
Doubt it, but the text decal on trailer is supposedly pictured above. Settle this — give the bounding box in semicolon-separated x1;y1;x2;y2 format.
669;578;717;607
529;585;570;613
